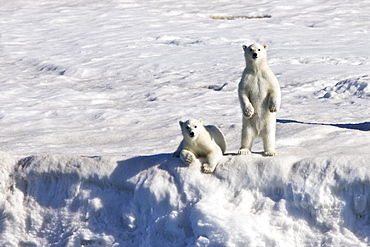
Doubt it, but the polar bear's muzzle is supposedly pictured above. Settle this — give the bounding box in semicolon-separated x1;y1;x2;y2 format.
189;131;195;138
252;53;258;59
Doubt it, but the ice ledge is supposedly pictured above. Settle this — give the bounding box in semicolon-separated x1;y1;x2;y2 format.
1;152;370;246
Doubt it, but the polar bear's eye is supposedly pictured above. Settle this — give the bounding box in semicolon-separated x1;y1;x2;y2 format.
186;126;190;130
194;126;197;128
258;49;260;51
249;49;253;52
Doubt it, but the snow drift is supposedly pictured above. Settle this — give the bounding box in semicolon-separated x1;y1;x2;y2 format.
1;153;370;246
1;0;370;246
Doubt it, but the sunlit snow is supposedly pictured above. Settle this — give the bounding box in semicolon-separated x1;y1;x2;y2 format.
0;0;370;246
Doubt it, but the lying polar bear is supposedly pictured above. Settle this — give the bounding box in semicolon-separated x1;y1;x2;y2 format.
173;118;226;173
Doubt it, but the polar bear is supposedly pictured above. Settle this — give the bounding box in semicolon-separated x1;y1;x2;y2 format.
173;118;226;173
238;43;281;156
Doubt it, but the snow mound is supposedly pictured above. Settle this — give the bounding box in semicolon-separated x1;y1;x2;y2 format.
316;75;370;99
1;153;370;246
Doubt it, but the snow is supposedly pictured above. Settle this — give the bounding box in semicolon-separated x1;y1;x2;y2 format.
0;0;370;246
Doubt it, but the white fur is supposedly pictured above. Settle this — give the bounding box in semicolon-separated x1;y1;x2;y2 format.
173;118;226;173
238;43;281;156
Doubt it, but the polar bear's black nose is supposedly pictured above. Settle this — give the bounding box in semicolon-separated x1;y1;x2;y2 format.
253;53;258;58
190;132;195;137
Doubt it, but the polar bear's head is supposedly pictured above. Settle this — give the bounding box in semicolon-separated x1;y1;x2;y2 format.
243;43;268;63
180;118;205;139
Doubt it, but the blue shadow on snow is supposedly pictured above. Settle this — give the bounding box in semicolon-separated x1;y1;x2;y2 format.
277;119;370;131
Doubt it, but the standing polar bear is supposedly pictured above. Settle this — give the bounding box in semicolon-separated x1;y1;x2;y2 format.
238;43;281;156
173;118;226;173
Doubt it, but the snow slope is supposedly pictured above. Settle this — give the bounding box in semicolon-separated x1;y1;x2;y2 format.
2;153;370;246
0;0;370;246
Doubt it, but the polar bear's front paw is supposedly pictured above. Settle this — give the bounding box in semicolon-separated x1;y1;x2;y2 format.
242;105;254;118
180;150;197;166
184;153;196;166
202;163;216;173
269;102;278;113
238;149;251;155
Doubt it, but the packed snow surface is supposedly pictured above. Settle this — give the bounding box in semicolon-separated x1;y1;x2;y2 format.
0;0;370;246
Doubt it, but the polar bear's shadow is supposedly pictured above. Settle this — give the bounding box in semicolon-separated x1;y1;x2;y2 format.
113;153;186;182
277;119;370;131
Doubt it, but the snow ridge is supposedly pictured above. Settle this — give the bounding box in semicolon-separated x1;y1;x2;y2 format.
1;153;370;246
316;75;370;99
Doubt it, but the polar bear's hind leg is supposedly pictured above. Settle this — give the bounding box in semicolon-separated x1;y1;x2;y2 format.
262;125;276;156
238;120;256;155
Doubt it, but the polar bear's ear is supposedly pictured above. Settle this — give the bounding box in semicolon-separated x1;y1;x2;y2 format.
263;44;268;50
242;45;248;51
198;118;203;123
179;121;184;127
